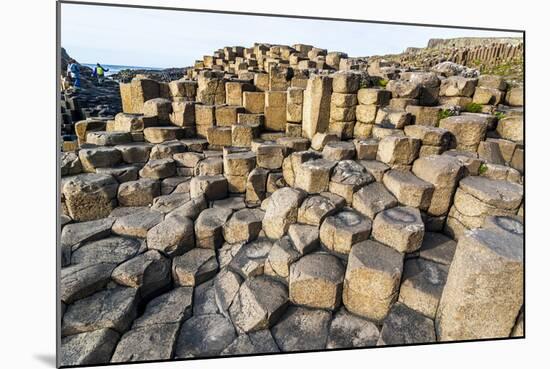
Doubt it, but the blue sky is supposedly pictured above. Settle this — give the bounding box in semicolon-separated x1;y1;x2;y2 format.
61;3;522;68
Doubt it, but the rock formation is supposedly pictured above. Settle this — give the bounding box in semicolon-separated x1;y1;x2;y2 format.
59;40;524;366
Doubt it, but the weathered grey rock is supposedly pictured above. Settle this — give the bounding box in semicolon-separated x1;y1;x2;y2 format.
193;280;221;316
150;192;190;213
61;263;116;304
383;170;434;211
111;323;179;362
112;209;164;238
265;236;301;280
439;76;477;97
329;160;374;204
398;258;449;319
172;248;218;286
62;286;139;336
61;152;82;176
256;144;285;169
78;147;122;172
175;314;236;358
271;306;332;351
167;195;207;221
288;223;320;255
377;303;436;345
60;328;120;367
352;182;397;219
139;158;176;179
322;141;356;161
289;253;345;310
439;115;487;152
112;250;171;300
458;176;523;210
229;276;288;332
223;208;264;244
133;287;193;328
229;238;273;278
117;178;160;206
483;215;524;237
245;167;269;205
195;208;233;249
416;232;457;265
295;159;336;194
372;206;425;253
311;132;339;151
71;236;142;265
96;164;140;183
412;154;465;216
213;269;243;315
221;330;280;355
436;228;523;341
496;116;523;142
359;160;390;182
190;175;228;201
343;240;404;321
262;187;306;238
327;308;380;349
386;80;421;98
62;173;119;221
61;218;114;249
147;214;194;256
116;143;153;164
298;193;346;226
376;136;420;165
320;210;372;255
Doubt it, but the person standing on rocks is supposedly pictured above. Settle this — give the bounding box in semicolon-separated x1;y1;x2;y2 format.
67;59;81;89
93;63;109;85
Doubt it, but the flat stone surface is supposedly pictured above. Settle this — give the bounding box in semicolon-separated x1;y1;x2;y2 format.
62;286;139;336
111;323;179;362
112;209;164;238
61;263;116;304
60;328;120;367
416;232;457;265
133;287;193;328
71;236;142;265
61;218;115;248
175;314;237;358
377;303;436;345
458;176;523;210
271;306;332;352
327;308;380;349
221;330;280;355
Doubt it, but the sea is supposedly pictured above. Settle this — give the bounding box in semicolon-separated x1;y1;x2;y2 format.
82;63;162;76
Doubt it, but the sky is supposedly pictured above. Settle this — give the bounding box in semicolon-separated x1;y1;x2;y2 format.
61;3;522;68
